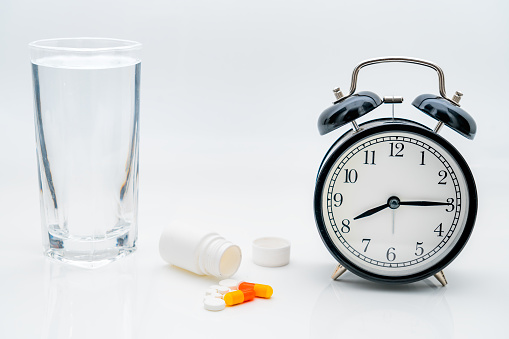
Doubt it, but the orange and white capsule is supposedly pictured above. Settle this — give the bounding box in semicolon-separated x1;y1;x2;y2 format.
239;282;273;299
223;289;255;306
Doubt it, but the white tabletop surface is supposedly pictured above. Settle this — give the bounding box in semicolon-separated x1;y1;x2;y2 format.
1;162;508;339
1;1;509;338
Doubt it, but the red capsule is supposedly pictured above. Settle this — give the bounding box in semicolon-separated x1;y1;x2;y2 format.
239;282;273;299
223;289;255;306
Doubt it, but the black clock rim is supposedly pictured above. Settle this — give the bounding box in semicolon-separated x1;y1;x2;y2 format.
314;119;478;284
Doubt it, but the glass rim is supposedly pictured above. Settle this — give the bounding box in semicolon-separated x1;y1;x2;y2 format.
28;37;142;52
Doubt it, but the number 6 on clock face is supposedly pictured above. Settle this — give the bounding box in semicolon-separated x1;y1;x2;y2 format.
314;120;477;284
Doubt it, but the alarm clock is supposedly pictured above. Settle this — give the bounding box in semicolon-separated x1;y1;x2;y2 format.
314;57;477;285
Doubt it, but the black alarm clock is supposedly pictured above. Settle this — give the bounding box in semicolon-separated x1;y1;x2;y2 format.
314;57;477;285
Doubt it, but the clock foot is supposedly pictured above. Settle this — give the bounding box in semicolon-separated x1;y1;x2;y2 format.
331;264;347;280
434;270;448;286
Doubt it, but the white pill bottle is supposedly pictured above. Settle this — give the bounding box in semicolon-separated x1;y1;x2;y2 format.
159;227;242;278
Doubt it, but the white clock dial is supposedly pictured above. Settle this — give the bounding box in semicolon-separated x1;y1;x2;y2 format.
320;130;470;277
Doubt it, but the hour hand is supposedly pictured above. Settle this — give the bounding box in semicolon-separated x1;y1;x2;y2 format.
354;196;399;220
353;203;390;220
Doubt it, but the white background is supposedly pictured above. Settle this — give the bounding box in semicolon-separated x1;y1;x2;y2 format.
1;0;508;338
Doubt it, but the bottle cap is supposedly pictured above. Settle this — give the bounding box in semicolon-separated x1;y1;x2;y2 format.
252;237;291;267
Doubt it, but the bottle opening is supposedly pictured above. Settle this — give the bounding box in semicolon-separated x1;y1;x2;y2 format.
219;245;242;277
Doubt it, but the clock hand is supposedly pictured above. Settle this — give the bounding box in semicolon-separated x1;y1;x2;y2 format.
399;201;452;207
392;209;395;234
354;197;453;220
353;202;390;220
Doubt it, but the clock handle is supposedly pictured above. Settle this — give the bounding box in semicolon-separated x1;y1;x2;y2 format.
338;57;458;107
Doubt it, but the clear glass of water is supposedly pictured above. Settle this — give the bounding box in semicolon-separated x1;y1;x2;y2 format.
29;38;141;268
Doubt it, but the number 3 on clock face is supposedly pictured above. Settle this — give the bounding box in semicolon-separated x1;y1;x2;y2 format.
314;121;477;284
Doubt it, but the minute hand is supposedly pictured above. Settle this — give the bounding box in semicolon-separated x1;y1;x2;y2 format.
353;199;452;220
399;201;452;207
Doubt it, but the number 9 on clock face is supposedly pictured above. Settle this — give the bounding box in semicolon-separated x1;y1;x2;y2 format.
314;120;477;283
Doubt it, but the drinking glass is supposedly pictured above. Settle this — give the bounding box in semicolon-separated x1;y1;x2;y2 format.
29;38;141;267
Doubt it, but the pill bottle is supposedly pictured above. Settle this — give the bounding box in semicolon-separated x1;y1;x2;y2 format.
159;227;242;278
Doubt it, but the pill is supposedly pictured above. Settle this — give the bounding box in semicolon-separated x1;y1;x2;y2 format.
219;279;239;290
203;292;223;302
239;282;273;299
217;286;230;295
204;297;226;311
223;289;255;306
205;288;218;296
207;292;223;299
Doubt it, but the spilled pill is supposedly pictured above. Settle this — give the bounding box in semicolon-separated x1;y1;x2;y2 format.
219;279;239;290
217;286;230;295
208;292;223;299
204;297;226;311
223;289;255;306
203;293;223;302
239;282;273;299
205;288;218;296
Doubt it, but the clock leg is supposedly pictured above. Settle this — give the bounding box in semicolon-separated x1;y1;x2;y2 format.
434;121;444;134
331;264;347;280
434;270;448;286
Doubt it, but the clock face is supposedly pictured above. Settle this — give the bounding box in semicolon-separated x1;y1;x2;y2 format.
315;121;477;282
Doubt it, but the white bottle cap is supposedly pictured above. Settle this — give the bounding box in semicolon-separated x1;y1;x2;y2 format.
252;237;291;267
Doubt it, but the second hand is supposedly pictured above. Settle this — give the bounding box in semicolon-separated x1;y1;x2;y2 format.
392;209;395;234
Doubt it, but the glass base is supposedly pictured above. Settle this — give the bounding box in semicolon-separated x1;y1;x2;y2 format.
43;232;136;269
